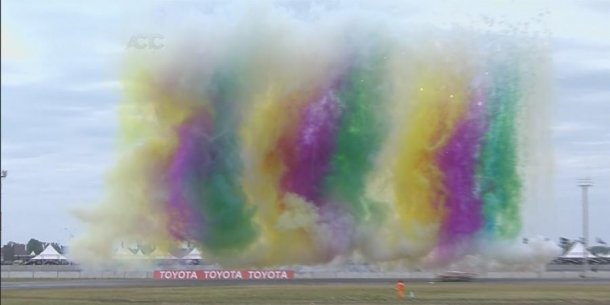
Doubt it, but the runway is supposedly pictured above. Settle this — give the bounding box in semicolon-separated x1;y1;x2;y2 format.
3;278;610;290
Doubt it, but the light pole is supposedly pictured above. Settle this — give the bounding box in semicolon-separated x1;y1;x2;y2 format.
577;177;593;278
1;170;6;247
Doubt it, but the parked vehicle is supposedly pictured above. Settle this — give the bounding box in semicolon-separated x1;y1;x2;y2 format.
437;271;476;282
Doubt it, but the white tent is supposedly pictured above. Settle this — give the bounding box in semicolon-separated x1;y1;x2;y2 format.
132;248;146;258
147;248;177;260
30;244;68;261
561;242;593;258
114;247;138;260
182;247;203;260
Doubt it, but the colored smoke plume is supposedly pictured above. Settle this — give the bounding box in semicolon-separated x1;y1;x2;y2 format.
72;3;551;268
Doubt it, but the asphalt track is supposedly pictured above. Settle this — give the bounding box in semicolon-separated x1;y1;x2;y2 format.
3;278;610;290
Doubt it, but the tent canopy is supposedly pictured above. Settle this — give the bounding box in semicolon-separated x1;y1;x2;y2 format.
182;247;203;260
31;244;68;260
114;246;138;259
148;248;177;260
561;242;593;258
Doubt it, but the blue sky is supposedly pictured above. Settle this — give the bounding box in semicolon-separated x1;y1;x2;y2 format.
1;0;609;245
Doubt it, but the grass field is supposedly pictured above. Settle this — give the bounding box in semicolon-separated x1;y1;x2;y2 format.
2;282;610;305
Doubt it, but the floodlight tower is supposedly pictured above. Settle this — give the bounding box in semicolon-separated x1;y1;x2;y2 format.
577;177;593;278
1;170;6;246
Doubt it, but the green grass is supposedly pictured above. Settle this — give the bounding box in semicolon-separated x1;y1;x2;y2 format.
2;282;610;305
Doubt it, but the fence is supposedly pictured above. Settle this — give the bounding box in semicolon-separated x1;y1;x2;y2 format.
2;265;610;279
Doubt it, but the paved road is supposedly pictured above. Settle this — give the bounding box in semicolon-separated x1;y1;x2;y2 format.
3;278;610;290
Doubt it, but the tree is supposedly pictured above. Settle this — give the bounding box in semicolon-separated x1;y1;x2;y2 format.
2;243;16;261
558;237;574;255
50;242;63;254
26;239;44;255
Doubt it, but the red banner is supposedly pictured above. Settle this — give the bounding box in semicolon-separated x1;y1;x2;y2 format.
154;270;294;280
